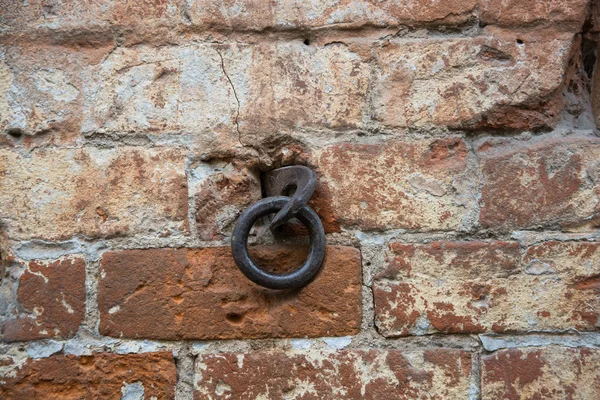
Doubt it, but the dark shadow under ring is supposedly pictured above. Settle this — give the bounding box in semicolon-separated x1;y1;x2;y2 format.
231;196;326;290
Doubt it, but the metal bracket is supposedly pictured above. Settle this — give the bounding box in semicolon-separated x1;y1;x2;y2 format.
231;165;325;290
262;165;317;231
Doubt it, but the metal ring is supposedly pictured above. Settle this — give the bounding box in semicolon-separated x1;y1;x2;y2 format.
231;196;325;290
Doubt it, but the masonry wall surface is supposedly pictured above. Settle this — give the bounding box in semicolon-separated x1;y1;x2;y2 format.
1;1;600;399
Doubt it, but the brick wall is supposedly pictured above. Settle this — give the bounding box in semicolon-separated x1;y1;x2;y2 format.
1;1;600;398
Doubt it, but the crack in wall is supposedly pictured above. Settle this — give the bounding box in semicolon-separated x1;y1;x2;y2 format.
216;47;243;148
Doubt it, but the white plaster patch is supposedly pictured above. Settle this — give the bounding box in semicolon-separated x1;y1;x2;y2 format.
290;339;313;350
121;381;144;400
323;336;352;349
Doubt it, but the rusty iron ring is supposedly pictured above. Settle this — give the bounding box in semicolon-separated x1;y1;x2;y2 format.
231;196;325;290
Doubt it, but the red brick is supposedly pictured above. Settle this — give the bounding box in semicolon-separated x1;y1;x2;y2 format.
373;241;600;336
0;352;176;399
478;137;600;232
98;245;362;339
315;138;474;231
1;256;86;341
195;349;472;399
0;147;188;240
482;347;600;399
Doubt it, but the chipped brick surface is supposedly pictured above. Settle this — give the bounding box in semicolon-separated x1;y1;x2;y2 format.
45;27;576;140
98;246;362;339
0;43;112;145
192;162;261;240
195;349;472;399
316;138;474;231
0;352;176;399
1;256;86;341
372;27;573;131
374;241;600;336
482;347;600;399
0;147;188;240
480;0;590;29
478;137;600;232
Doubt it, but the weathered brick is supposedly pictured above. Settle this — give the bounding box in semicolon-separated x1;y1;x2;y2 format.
315;138;475;231
192;161;261;240
4;0;590;35
0;352;176;399
187;0;478;31
1;256;85;341
233;41;371;137
0;147;188;240
195;349;472;399
0;0;183;44
83;43;240;142
79;26;574;138
482;347;600;399
98;245;362;339
374;241;600;336
85;41;370;137
480;0;590;30
0;43;111;145
372;27;573;131
0;0;480;36
478;137;600;231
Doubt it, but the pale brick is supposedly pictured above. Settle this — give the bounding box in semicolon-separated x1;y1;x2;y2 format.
227;41;371;137
83;44;240;143
1;256;85;341
0;147;188;240
98;246;362;339
192;161;261;240
195;348;472;399
0;43;112;145
374;241;600;336
372;27;574;131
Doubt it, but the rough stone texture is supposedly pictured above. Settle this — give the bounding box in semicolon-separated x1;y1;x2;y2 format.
195;349;472;399
316;138;475;231
0;147;188;240
481;347;600;399
83;43;241;147
373;27;574;131
374;241;600;337
480;0;590;30
187;0;479;30
478;137;600;232
98;245;362;339
1;256;86;341
0;352;176;399
2;0;589;34
0;43;112;145
233;41;371;137
192;161;261;240
67;26;576;140
0;0;183;45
